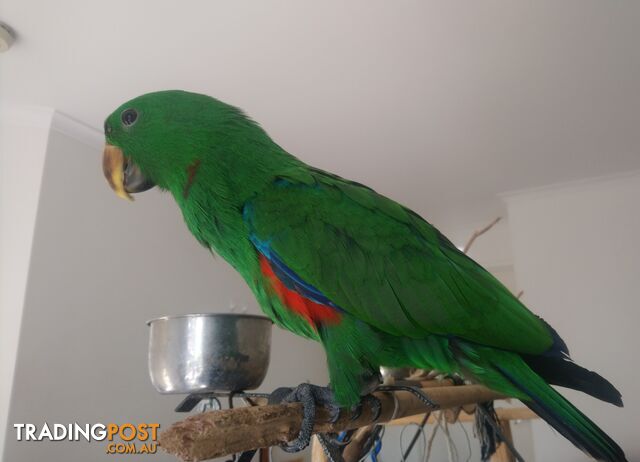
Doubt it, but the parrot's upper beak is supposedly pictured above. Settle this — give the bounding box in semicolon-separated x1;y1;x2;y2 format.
102;144;155;201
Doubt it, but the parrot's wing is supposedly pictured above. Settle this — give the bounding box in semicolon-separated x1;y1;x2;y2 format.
244;169;555;355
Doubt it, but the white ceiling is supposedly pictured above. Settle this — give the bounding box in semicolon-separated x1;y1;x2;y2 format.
2;0;639;219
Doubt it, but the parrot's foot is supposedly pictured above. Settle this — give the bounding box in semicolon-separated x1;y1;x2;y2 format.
269;383;341;453
266;384;384;462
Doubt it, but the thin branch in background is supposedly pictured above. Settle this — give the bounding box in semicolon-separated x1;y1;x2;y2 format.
462;217;525;300
462;217;502;254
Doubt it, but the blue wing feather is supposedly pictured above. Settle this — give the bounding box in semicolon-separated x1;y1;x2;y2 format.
250;235;343;310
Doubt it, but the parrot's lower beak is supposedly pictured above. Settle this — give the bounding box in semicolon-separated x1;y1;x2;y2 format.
102;144;155;201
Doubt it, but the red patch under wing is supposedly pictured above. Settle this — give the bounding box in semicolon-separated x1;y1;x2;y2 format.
259;255;341;327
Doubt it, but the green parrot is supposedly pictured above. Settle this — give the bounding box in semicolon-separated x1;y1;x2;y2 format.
102;90;625;461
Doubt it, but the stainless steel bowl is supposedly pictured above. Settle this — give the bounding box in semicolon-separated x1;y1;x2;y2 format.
147;313;272;394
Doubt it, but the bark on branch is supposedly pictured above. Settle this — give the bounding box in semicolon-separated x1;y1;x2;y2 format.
159;384;505;461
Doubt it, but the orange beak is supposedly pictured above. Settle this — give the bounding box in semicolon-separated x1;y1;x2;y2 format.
102;144;133;201
102;144;155;200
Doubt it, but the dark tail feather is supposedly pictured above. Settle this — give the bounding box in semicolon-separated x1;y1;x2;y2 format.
496;364;627;462
524;396;626;462
523;354;623;407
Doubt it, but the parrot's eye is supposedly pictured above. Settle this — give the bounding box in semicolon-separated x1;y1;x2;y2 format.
121;109;138;127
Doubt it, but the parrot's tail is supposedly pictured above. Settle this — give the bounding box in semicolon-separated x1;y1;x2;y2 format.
493;357;627;462
522;353;623;407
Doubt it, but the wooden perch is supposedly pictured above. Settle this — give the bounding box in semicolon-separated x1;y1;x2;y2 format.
159;384;505;461
389;406;538;426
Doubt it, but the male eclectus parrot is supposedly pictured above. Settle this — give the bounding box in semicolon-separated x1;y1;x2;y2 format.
102;90;626;461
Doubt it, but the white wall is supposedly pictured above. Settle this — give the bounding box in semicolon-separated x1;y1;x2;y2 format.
2;116;328;461
0;105;52;458
506;172;640;461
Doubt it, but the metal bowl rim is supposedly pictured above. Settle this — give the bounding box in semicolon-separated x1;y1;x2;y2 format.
146;313;272;326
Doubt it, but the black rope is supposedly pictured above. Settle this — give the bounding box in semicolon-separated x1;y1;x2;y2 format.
402;411;430;461
476;404;525;462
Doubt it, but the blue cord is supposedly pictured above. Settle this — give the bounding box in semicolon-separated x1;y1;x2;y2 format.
371;434;383;462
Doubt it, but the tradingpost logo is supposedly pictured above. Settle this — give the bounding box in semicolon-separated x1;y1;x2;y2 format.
13;422;160;455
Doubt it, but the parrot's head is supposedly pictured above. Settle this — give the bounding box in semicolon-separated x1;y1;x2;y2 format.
102;90;259;201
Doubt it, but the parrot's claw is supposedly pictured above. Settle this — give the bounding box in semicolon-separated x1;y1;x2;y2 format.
269;383;341;453
349;394;382;422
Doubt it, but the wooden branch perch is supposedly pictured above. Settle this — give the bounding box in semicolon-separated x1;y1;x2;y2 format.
159;384;505;461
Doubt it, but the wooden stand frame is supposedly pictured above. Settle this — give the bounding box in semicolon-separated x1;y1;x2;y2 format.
311;407;538;462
